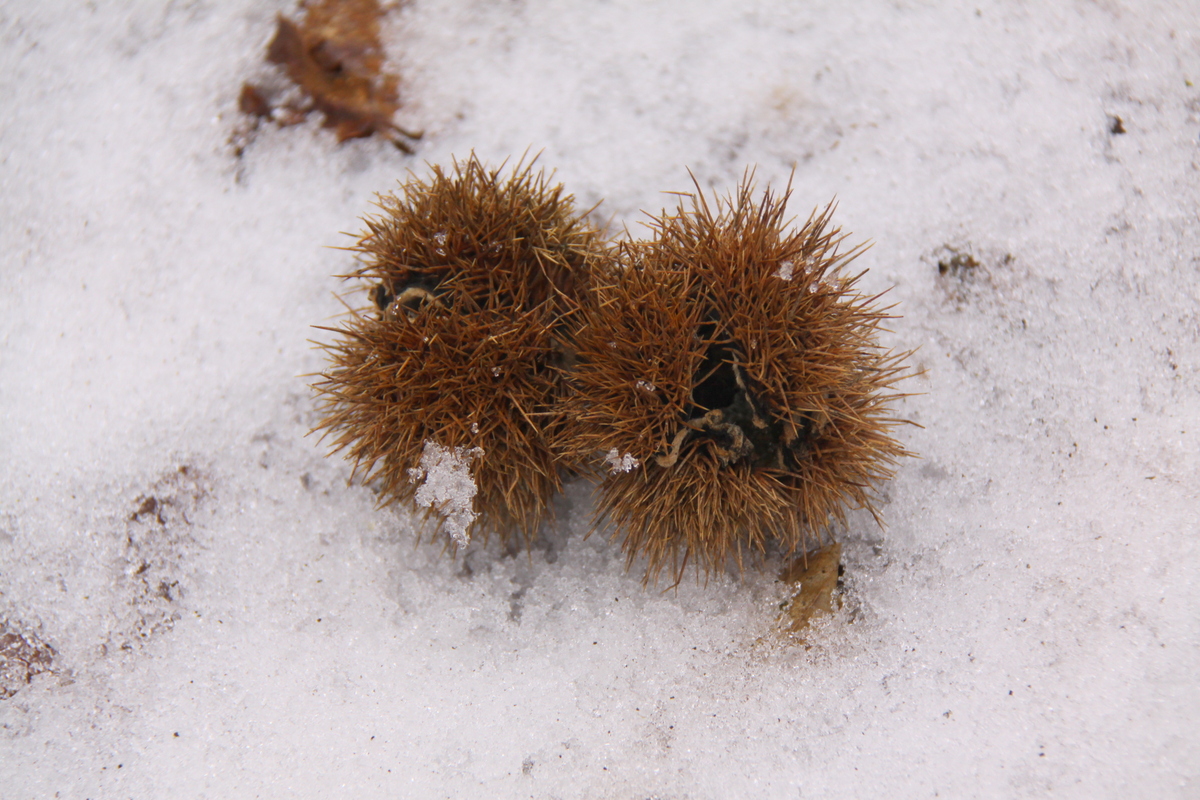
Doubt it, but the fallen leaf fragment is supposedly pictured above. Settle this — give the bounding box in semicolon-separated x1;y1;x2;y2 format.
778;541;842;635
0;621;57;699
238;83;272;118
239;0;420;153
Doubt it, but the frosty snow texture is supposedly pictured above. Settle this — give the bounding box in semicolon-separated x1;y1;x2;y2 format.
407;440;484;547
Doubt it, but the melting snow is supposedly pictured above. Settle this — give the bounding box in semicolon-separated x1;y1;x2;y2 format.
604;448;640;474
407;441;484;547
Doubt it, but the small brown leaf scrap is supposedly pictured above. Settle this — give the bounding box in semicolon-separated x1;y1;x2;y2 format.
239;0;420;152
778;541;842;635
0;620;57;699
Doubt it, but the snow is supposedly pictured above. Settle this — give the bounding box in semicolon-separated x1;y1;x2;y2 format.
408;440;483;548
1;1;1199;798
604;448;640;474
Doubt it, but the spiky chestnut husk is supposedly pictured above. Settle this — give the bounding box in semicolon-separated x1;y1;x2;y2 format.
561;176;914;583
313;154;606;546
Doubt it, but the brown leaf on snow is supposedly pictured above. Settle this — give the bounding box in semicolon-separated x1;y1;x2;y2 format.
238;82;272;119
0;621;57;699
241;0;420;152
778;541;842;635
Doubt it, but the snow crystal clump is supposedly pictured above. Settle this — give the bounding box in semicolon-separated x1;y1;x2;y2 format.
407;441;484;547
604;448;639;473
774;260;794;280
635;379;657;392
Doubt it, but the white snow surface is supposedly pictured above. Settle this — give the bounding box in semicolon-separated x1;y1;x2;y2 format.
604;448;640;475
409;440;483;548
1;1;1198;798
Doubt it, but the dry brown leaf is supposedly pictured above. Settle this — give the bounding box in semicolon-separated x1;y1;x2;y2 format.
778;541;842;634
0;621;57;699
241;0;420;152
238;83;271;119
